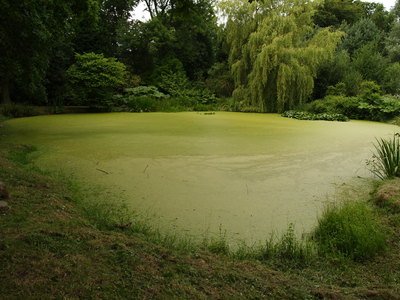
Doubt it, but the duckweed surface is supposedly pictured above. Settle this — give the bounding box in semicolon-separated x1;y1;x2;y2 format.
3;112;398;243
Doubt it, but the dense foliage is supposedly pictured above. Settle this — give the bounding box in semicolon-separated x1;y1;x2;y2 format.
0;0;399;121
66;53;127;106
221;0;343;112
304;81;400;121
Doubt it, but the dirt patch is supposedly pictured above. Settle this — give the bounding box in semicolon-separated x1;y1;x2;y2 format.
375;178;400;211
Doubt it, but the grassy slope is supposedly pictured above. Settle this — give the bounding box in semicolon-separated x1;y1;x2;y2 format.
1;143;400;299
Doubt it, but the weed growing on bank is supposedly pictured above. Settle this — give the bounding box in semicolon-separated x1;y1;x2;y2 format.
313;200;387;261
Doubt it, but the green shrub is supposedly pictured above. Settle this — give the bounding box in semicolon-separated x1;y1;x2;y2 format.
124;86;167;99
115;86;169;112
367;133;400;179
0;103;47;118
326;82;346;96
125;96;158;112
306;96;363;119
66;53;127;107
313;201;387;261
158;70;191;97
307;82;400;121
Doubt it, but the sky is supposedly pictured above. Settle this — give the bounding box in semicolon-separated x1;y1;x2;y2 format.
378;0;397;10
132;0;398;22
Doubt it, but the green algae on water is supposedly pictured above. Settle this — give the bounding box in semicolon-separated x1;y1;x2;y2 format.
3;112;398;244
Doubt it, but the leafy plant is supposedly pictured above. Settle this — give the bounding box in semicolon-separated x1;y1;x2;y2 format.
367;133;400;179
124;86;167;99
66;53;127;106
125;96;158;112
282;110;348;121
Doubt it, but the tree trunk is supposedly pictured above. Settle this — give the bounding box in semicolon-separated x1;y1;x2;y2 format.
0;78;11;104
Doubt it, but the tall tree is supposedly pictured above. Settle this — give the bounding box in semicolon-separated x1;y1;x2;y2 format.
313;0;364;28
122;0;218;81
340;18;384;55
386;21;400;62
221;0;343;112
167;0;217;79
72;0;136;57
361;2;395;32
0;0;76;104
394;0;400;20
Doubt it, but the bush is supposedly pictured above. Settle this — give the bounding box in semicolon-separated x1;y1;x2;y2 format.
0;103;48;118
124;86;167;99
313;201;387;261
66;53;127;107
367;133;400;179
125;96;158;112
357;83;400;121
115;86;168;112
282;110;348;121
306;82;400;121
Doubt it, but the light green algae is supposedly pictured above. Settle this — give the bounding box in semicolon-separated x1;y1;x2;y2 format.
3;112;398;243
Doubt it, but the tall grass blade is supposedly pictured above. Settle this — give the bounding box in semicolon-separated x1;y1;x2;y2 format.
367;133;400;179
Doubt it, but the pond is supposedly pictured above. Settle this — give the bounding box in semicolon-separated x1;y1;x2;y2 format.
3;112;398;244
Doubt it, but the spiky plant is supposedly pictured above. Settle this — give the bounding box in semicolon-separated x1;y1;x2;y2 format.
368;133;400;179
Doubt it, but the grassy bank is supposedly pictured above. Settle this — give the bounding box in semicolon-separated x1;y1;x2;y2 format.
1;142;400;298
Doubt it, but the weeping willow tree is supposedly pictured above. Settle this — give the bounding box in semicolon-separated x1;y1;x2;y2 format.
220;0;343;112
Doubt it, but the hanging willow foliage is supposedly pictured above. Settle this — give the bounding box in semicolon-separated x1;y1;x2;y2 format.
220;0;344;112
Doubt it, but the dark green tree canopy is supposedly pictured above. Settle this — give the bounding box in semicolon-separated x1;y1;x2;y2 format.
314;0;364;28
0;0;79;104
340;18;384;55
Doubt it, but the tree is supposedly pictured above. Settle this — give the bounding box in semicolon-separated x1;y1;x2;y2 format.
66;53;127;106
340;18;384;55
120;0;218;81
0;0;77;104
167;0;218;79
143;0;171;19
72;0;137;57
394;0;400;20
314;0;364;28
361;2;395;32
221;0;343;112
383;63;400;94
352;42;389;84
314;50;352;98
386;21;400;62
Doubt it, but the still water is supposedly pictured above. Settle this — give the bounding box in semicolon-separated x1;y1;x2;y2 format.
3;112;398;243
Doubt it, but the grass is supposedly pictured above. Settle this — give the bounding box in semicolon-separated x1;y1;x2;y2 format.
1;138;400;298
313;201;387;261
